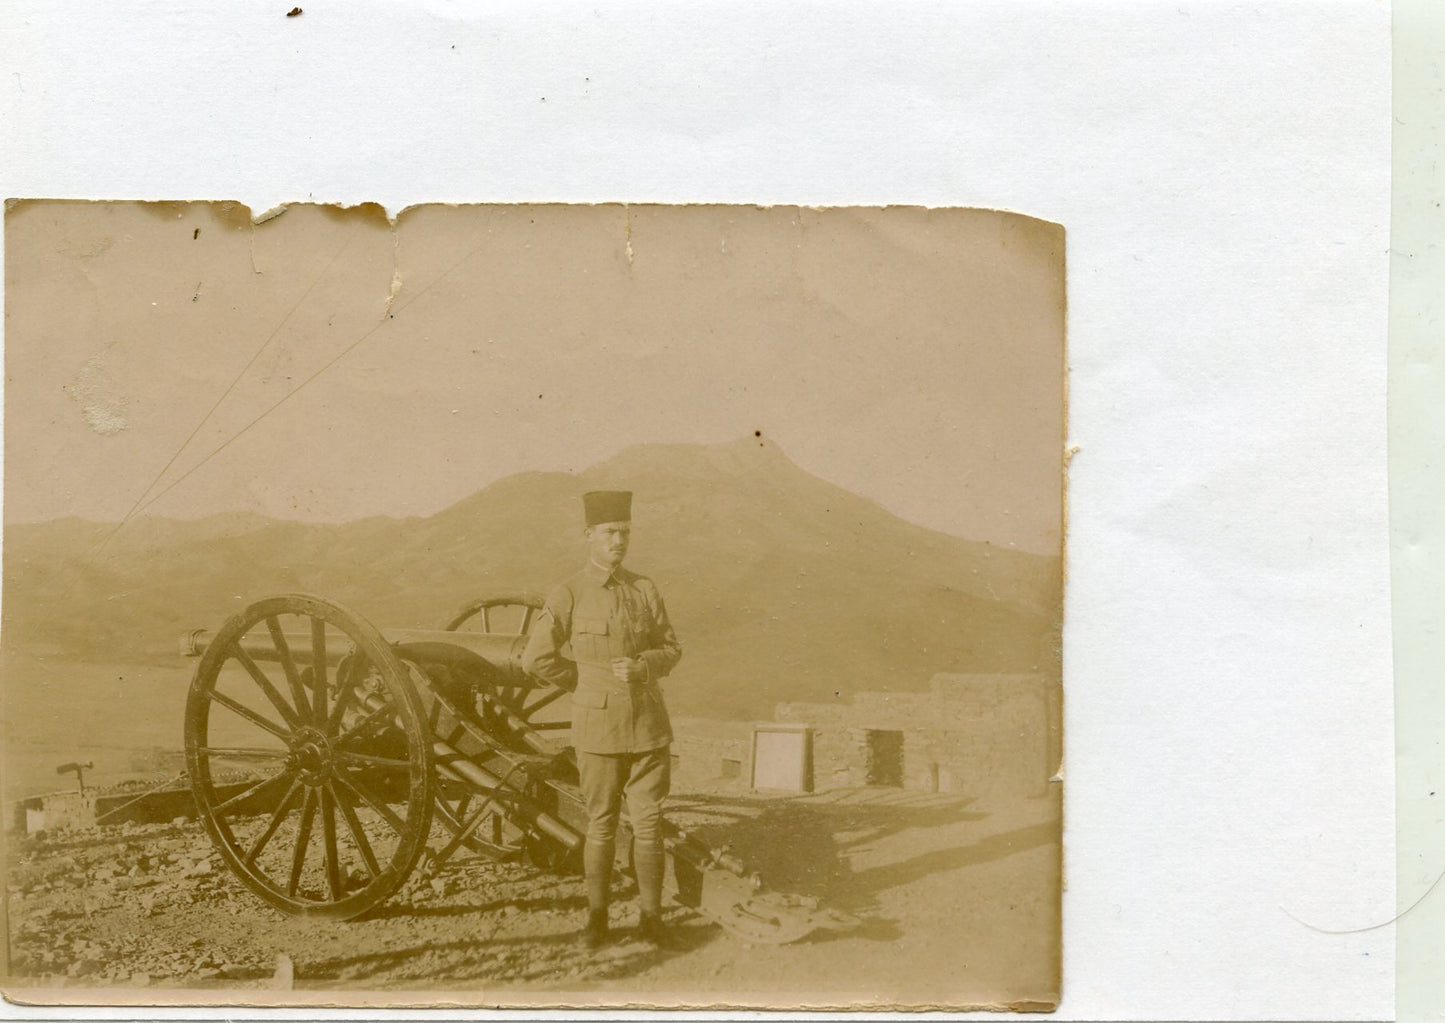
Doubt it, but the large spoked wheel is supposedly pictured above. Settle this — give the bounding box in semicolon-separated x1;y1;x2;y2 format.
442;591;571;732
443;590;548;635
184;594;434;919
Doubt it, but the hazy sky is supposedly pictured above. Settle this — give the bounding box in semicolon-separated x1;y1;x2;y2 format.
4;201;1064;552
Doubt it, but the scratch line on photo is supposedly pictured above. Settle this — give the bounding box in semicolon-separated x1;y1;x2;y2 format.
60;229;361;590
127;233;495;521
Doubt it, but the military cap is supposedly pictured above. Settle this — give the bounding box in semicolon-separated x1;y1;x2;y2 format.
583;490;632;526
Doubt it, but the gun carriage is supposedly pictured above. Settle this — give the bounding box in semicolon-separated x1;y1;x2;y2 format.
182;591;852;943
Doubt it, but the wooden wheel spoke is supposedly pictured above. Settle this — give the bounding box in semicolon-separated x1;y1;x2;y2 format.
198;746;290;761
431;797;465;835
443;593;545;634
215;767;296;817
320;785;342;900
189;593;435;919
310;617;329;725
329;781;381;879
528;720;570;730
209;690;293;742
230;645;304;731
266;615;312;722
287;788;318;897
325;659;360;736
244;778;303;864
333;770;407;836
335;700;395;748
335;751;413;771
522;686;565;717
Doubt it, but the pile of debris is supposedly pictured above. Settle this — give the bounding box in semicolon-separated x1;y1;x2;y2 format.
6;818;282;986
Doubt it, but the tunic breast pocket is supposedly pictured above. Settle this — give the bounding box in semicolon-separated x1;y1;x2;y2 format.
572;616;609;661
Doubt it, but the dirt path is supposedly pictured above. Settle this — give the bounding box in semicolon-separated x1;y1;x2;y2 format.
4;786;1060;1010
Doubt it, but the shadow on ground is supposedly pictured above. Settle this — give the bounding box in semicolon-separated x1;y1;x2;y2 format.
667;787;1059;935
299;913;720;986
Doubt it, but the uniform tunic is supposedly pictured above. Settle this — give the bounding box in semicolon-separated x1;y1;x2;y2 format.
521;561;682;754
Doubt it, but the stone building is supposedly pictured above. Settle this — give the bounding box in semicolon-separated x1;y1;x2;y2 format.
774;672;1055;797
669;672;1058;799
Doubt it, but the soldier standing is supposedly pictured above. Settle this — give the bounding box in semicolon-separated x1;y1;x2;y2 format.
522;490;682;949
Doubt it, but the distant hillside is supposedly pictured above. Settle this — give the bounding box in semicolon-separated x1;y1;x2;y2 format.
2;438;1061;720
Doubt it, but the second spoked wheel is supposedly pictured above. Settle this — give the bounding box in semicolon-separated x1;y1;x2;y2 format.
440;591;579;869
442;591;572;737
183;594;434;919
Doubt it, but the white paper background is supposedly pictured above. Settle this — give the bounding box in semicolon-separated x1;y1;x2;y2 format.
0;0;1395;1018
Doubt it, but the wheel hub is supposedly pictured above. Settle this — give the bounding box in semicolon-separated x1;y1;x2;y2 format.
289;727;333;784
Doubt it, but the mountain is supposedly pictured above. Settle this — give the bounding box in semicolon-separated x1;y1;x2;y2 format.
2;438;1061;720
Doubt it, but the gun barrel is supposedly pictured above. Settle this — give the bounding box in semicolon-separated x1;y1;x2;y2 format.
182;626;532;687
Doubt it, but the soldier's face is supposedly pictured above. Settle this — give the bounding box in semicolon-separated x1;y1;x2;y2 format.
587;521;631;568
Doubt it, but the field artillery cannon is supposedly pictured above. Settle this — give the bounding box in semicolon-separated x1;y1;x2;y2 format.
182;592;855;943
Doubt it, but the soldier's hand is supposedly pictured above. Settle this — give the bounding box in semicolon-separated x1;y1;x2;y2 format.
611;657;647;684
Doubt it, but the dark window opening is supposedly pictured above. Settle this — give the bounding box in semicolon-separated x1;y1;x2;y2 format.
863;729;904;787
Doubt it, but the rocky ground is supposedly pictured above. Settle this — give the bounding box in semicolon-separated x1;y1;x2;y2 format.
3;786;1061;1010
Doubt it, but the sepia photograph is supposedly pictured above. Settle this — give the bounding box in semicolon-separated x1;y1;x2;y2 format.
2;200;1065;1009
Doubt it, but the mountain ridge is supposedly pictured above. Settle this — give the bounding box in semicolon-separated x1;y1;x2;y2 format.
3;437;1061;720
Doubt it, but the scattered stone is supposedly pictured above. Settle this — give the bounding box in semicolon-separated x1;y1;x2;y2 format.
129;971;151;987
65;958;104;979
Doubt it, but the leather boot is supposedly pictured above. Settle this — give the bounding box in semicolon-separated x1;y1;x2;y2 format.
578;907;610;951
637;910;676;950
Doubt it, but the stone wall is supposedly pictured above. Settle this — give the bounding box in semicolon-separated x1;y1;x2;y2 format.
776;672;1054;797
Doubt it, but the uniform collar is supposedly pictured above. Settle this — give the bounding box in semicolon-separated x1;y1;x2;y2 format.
585;558;621;585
